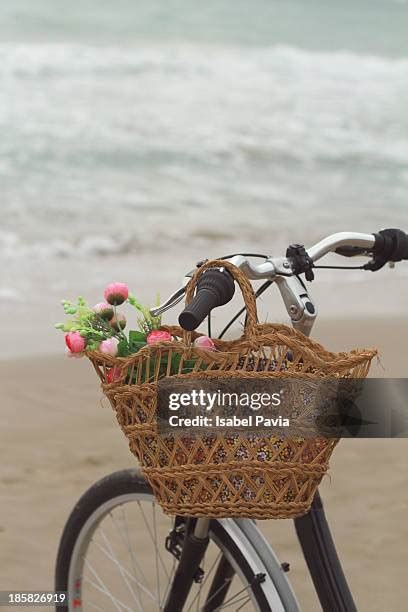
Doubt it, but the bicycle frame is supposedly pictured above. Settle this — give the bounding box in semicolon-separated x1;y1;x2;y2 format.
294;492;357;612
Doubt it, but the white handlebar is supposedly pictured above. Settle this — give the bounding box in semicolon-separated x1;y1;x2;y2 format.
307;232;375;262
150;231;376;318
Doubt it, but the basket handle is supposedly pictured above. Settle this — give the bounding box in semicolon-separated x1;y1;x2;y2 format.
183;259;259;342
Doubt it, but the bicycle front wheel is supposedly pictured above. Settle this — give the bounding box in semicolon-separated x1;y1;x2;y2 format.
55;469;294;611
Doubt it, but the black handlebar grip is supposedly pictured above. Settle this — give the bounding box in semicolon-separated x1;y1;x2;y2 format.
373;228;408;260
179;268;235;331
365;228;408;271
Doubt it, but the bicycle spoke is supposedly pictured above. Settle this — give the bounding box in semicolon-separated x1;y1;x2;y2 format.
235;596;252;611
210;583;254;610
83;558;133;612
160;549;176;608
87;601;105;612
137;500;170;580
197;578;233;612
91;537;157;603
110;507;149;606
83;577;132;612
98;527;146;611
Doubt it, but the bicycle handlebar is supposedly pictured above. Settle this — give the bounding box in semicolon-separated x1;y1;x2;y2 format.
152;228;408;332
306;232;375;262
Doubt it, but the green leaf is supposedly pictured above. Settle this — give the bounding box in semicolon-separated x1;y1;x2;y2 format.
129;330;147;343
170;353;181;374
117;339;130;357
129;340;146;353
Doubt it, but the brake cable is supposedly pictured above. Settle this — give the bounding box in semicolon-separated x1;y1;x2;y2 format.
313;265;365;270
218;280;272;339
209;254;270;338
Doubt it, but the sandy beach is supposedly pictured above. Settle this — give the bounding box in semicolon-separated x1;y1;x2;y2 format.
0;316;407;611
1;1;408;609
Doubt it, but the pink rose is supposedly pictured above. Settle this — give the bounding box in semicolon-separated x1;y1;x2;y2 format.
65;331;86;354
93;302;114;320
106;367;122;383
99;337;119;356
109;313;126;332
104;282;129;306
146;330;172;345
194;335;216;350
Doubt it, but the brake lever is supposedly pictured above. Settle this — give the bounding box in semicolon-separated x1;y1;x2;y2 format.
149;269;196;317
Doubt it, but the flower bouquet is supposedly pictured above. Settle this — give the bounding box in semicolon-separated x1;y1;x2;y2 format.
56;281;216;384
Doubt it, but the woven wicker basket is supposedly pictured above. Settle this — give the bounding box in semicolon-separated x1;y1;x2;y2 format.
88;259;377;519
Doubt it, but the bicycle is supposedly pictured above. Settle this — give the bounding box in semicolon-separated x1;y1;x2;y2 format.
55;229;408;611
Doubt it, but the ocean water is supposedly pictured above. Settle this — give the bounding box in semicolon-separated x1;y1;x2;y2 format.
1;0;408;308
